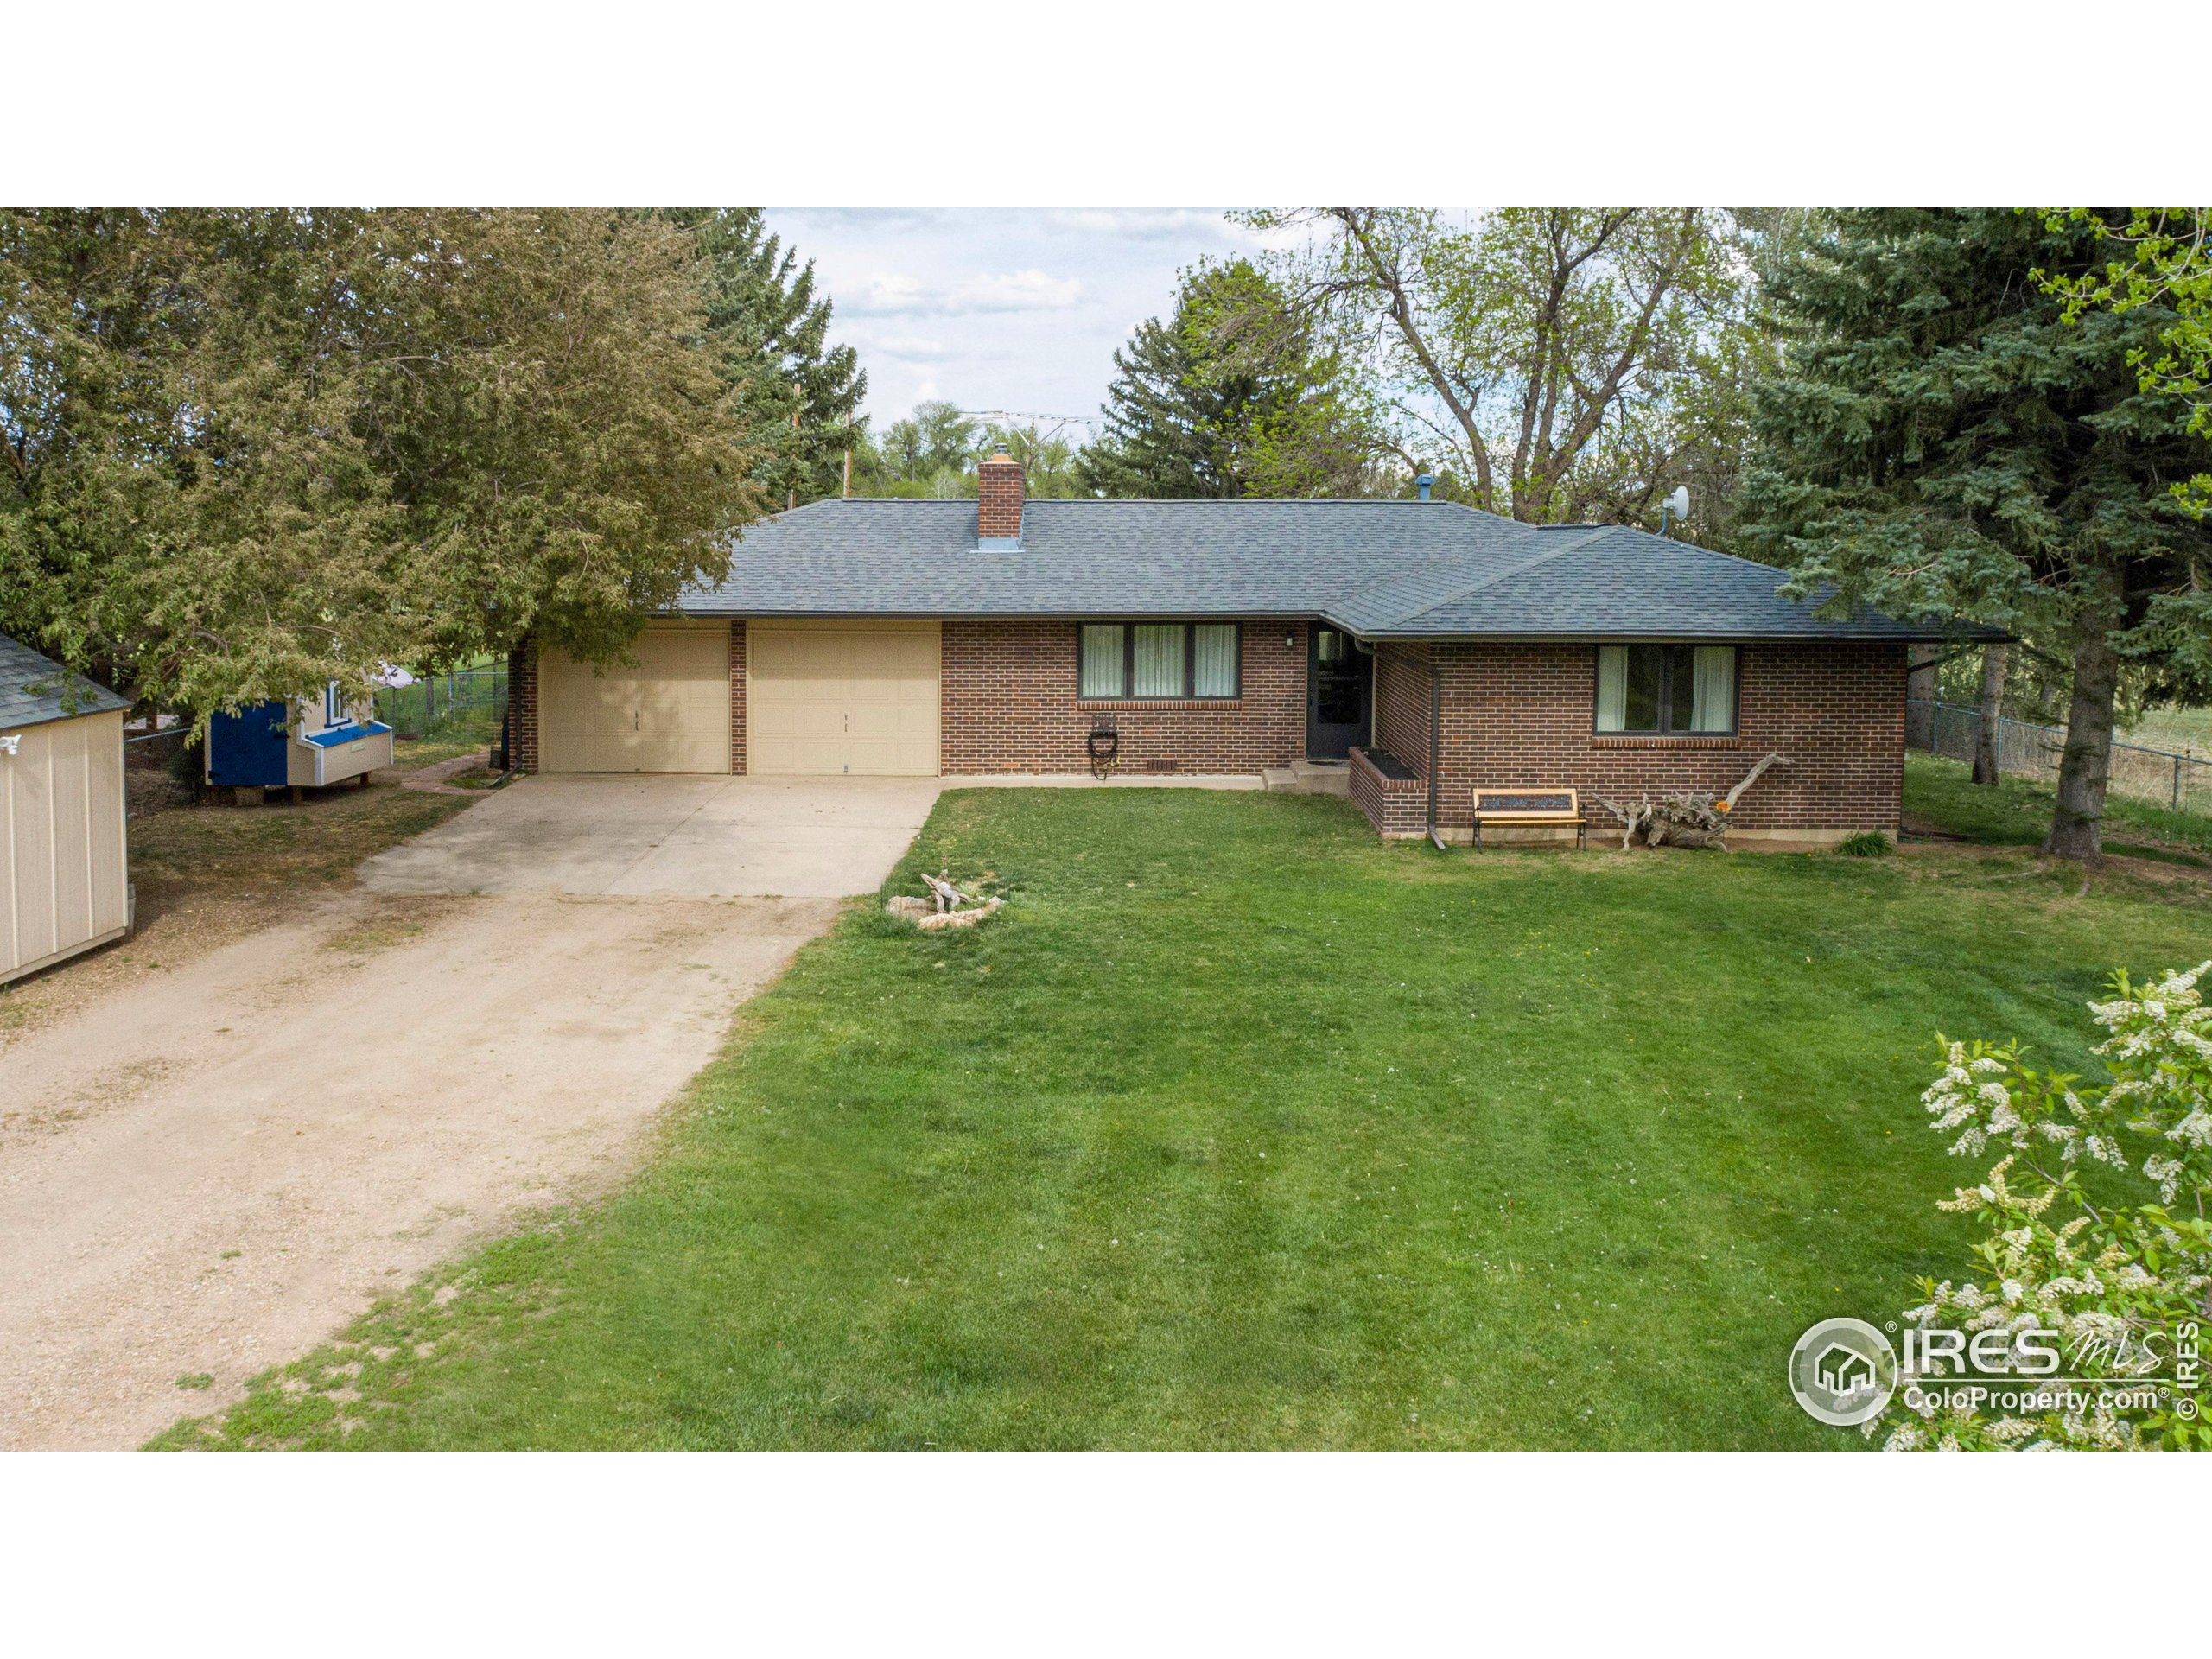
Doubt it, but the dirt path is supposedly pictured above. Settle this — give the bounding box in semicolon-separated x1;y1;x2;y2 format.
0;886;839;1450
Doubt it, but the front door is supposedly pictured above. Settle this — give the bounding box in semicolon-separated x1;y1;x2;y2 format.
1306;626;1372;759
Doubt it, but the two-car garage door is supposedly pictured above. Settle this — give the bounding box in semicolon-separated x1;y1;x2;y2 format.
537;619;940;776
748;621;939;776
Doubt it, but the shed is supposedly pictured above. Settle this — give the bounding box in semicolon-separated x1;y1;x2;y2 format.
206;683;393;794
0;633;132;986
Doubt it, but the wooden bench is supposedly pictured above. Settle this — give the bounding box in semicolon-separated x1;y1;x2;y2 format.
1471;786;1586;850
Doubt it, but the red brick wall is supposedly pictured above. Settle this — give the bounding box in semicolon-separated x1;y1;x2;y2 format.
941;620;1309;775
1371;643;1434;776
507;642;539;774
1350;745;1428;836
1408;639;1904;837
728;620;747;774
977;456;1024;540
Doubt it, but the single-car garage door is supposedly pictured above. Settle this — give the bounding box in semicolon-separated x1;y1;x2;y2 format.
539;620;731;773
749;620;940;776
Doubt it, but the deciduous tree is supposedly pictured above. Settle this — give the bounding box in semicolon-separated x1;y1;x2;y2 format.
1240;208;1754;529
0;208;762;717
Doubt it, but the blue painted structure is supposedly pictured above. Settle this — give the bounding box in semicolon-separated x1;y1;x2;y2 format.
207;701;293;787
207;694;394;788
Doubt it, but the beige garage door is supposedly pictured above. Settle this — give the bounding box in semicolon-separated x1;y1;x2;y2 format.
749;621;940;776
540;620;731;773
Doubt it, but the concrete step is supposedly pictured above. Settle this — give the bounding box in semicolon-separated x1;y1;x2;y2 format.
1266;760;1353;797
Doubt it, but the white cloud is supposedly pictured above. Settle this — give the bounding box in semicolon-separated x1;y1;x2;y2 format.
944;269;1083;313
867;333;947;359
845;271;930;315
844;266;1084;318
764;208;1286;423
1046;208;1232;240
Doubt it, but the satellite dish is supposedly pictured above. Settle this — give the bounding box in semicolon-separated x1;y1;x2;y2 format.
1660;486;1690;537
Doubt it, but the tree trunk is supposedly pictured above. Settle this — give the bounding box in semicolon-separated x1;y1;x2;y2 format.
2044;620;2120;862
1971;644;2009;785
1905;644;1939;751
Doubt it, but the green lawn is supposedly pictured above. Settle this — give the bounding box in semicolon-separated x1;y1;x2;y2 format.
159;776;2212;1451
1906;752;2212;858
2121;703;2212;756
391;695;505;769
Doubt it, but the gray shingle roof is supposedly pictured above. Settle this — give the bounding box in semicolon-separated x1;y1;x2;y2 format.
679;498;1983;640
0;633;129;732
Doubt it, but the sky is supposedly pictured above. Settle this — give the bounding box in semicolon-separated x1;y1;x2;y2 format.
762;208;1281;440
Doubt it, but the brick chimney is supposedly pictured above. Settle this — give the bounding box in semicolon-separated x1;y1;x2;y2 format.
976;447;1024;545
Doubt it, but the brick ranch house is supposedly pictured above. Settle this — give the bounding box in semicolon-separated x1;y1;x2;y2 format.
506;450;1970;845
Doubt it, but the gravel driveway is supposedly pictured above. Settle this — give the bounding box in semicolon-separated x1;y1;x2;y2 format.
0;777;941;1449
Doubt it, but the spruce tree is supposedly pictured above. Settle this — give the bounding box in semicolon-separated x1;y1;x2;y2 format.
1078;259;1370;499
1078;292;1235;497
1738;209;2212;860
666;209;867;507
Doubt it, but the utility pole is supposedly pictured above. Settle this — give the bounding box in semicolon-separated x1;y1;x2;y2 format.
842;448;852;498
788;381;801;511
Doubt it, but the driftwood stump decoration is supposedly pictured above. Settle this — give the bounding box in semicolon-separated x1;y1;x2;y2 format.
1594;753;1794;850
915;898;1003;931
920;871;972;913
888;870;1005;930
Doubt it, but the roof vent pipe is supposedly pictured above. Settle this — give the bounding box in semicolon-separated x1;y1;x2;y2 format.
1416;474;1434;504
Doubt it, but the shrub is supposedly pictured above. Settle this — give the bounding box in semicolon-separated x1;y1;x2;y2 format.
1835;831;1893;857
1876;965;2212;1451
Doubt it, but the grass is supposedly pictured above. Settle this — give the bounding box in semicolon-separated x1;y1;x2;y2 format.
2120;704;2212;755
126;779;472;909
158;773;2212;1451
391;697;504;769
1904;752;2212;859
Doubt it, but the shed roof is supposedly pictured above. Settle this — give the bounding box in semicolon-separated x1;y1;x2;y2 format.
0;633;130;731
681;498;1984;641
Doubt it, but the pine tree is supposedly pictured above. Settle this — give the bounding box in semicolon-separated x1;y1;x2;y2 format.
666;209;867;507
1077;260;1370;499
1738;209;2212;861
1078;295;1234;498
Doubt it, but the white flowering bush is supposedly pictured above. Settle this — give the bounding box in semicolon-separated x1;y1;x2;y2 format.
1876;964;2212;1451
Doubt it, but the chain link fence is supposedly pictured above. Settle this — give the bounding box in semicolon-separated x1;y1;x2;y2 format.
1910;699;2212;815
372;662;507;734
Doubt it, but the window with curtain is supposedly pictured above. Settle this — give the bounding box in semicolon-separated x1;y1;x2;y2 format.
1077;622;1242;699
1593;645;1736;734
1079;625;1125;697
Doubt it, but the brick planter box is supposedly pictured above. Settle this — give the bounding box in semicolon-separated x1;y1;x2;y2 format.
1350;746;1427;838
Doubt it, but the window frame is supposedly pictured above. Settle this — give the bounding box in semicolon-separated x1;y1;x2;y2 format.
1591;643;1741;737
1077;621;1242;702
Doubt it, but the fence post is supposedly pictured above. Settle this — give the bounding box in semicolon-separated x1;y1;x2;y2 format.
2178;753;2185;812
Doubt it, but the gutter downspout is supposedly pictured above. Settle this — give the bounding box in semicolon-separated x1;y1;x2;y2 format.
1427;651;1446;851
